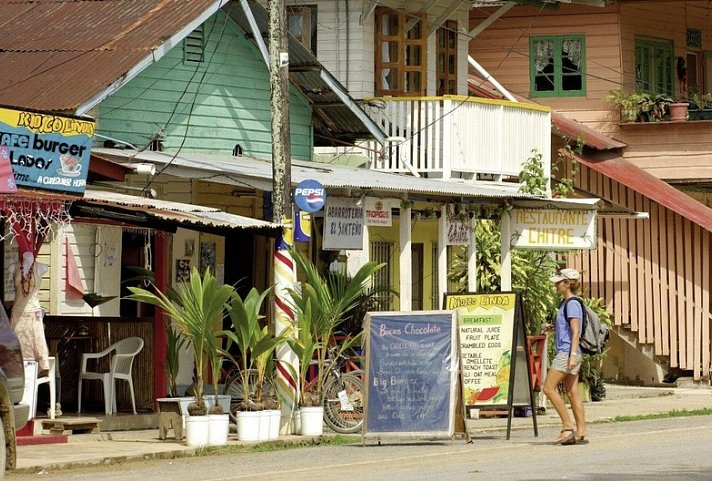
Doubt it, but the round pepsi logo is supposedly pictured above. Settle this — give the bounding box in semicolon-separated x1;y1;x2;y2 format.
293;179;326;213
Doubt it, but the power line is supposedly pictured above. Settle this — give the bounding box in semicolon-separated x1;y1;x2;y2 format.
142;6;233;192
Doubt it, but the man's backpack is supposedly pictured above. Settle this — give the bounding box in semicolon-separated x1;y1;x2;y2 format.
562;297;610;356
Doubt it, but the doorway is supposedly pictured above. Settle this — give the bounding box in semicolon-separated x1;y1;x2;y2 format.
411;243;424;311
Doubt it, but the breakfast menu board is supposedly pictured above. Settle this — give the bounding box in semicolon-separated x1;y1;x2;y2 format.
363;311;458;441
444;293;517;407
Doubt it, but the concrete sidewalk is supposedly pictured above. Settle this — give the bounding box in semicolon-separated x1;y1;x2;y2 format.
13;384;712;474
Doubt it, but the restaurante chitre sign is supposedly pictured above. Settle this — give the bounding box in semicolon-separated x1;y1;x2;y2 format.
510;208;597;250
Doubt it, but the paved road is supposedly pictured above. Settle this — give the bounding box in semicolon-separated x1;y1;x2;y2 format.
10;416;712;481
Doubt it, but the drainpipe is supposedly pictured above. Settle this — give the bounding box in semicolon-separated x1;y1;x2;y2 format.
345;0;350;87
468;55;517;103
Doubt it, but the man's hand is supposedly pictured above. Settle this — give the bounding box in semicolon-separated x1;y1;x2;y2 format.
540;323;554;335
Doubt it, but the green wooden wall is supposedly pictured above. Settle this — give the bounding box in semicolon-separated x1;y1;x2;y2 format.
96;12;314;161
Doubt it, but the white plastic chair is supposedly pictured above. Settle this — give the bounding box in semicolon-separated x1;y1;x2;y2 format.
77;337;144;415
35;356;56;419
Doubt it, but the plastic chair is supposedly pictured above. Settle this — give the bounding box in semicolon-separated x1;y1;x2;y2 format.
35;356;56;419
77;337;144;415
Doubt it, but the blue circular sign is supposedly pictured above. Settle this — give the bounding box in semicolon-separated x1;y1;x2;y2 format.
293;179;326;213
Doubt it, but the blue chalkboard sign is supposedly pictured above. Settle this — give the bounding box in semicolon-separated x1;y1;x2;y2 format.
363;311;458;440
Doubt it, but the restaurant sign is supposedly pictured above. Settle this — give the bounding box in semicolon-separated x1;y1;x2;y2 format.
510;208;596;250
0;106;94;194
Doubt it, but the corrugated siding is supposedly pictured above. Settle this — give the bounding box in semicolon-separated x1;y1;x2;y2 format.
469;5;623;136
563;160;712;380
96;11;314;161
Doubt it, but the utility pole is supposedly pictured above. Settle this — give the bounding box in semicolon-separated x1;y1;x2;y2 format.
269;0;291;222
268;0;297;434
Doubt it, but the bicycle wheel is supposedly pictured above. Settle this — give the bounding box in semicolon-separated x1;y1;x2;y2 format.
223;369;274;423
322;370;364;434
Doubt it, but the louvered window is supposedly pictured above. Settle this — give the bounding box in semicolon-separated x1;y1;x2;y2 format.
184;26;205;64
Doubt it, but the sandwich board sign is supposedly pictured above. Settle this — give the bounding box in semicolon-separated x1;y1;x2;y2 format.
444;292;538;440
363;311;458;442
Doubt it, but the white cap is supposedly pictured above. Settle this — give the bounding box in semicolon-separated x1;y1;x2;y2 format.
550;268;580;284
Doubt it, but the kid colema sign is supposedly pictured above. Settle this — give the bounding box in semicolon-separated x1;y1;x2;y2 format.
0;106;94;195
510;207;596;250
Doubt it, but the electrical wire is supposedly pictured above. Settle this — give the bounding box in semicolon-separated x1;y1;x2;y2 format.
142;6;233;192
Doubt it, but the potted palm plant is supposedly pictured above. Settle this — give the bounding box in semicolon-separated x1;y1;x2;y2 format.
205;329;229;446
128;268;233;447
222;287;280;442
288;251;384;436
165;323;186;398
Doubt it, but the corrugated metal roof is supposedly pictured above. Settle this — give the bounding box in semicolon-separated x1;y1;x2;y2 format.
81;188;279;231
565;150;712;233
93;149;604;209
0;0;222;112
227;1;385;145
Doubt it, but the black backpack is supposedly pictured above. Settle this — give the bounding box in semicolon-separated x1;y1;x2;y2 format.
562;297;610;356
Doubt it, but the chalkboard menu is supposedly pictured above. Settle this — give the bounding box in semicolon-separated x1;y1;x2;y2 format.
363;311;458;440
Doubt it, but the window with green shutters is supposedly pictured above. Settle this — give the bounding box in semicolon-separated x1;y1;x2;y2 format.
529;35;586;98
635;38;674;95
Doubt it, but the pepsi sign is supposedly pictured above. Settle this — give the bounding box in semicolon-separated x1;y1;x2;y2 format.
294;179;326;213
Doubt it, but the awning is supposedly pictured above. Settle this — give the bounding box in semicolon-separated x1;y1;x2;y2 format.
93;148;603;209
564;150;712;233
74;189;280;235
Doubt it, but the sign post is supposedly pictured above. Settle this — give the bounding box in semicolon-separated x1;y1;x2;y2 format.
444;292;538;440
363;311;459;443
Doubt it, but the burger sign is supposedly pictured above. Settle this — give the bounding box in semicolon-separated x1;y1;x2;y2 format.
294;179;326;213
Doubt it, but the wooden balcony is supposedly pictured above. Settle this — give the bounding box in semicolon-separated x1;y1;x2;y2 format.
364;96;551;182
619;120;712;182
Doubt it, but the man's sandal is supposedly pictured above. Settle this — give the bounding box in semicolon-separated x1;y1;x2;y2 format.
576;434;589;445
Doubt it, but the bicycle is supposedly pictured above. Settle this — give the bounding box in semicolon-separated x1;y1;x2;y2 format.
222;346;364;433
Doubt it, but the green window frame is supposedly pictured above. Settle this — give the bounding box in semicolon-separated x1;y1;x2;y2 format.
529;35;586;98
635;38;674;96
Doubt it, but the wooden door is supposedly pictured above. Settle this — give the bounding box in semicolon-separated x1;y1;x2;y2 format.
411;243;424;311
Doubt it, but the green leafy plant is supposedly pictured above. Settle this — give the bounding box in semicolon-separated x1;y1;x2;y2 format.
519;149;548;196
221;287;274;411
128;268;233;415
165;323;187;397
288;250;384;406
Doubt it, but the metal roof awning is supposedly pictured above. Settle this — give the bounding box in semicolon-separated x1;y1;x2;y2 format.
563;150;712;232
75;189;280;235
93;148;605;210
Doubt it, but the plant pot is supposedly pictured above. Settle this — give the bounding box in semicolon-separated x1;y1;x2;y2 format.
258;410;271;441
185;415;210;447
621;108;637;123
669;102;689;121
268;409;281;440
292;408;302;435
689;109;703;121
236;411;261;442
207;414;229;447
299;406;324;436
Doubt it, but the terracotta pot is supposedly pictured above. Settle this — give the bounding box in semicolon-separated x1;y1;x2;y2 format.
669;102;689;121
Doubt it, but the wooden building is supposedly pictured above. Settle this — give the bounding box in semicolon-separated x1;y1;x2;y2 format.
470;0;712;381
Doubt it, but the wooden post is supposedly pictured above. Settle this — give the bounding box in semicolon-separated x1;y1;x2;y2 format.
467;213;477;293
153;232;169;402
400;201;412;311
269;0;291;223
269;0;297;433
438;204;448;307
501;211;512;291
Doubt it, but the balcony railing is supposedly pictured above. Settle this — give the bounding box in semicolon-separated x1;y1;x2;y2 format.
364;96;551;182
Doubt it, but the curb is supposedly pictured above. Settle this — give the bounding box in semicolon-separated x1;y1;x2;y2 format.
14;447;197;475
12;434;352;474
